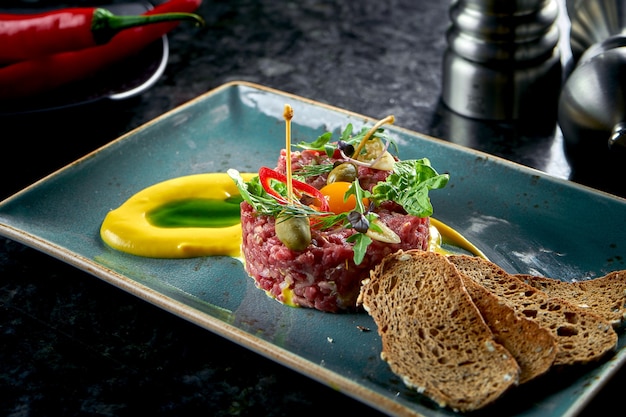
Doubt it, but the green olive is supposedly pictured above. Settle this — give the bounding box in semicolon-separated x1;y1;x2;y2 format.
327;162;358;184
275;213;311;251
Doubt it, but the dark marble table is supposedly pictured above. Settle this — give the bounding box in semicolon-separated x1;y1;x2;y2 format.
1;0;624;416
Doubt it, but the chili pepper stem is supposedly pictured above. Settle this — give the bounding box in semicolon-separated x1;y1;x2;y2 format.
92;8;205;44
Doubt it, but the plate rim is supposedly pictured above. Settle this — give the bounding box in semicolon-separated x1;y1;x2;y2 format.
3;80;625;206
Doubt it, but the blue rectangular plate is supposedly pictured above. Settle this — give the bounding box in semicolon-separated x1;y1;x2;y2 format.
1;81;625;417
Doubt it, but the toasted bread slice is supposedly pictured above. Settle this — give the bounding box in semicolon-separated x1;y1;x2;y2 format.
358;250;520;412
449;255;618;366
515;271;626;326
459;275;557;383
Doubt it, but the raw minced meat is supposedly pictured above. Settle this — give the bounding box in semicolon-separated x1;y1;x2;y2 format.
240;149;430;313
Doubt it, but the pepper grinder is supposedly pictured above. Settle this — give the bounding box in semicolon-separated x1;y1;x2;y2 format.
441;0;562;120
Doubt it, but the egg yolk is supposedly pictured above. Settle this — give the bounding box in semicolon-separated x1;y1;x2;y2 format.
319;181;369;214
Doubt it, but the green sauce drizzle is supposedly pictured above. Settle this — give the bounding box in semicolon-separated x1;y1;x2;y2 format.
147;196;243;228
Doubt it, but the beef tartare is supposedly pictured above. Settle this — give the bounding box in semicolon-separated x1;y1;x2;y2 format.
229;114;448;312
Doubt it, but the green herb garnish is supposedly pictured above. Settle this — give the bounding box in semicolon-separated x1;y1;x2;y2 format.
228;170;326;219
371;158;449;217
295;131;335;157
228;123;449;265
295;123;398;158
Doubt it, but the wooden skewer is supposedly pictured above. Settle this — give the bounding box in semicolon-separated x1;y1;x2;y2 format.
284;104;294;203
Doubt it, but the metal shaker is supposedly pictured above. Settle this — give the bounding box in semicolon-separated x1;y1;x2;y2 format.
559;0;626;157
442;0;562;120
568;0;626;61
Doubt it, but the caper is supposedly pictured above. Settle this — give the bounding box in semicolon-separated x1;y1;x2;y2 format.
275;213;311;251
327;162;358;184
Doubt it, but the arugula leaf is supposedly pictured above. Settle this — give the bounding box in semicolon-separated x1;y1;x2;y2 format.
370;158;449;217
346;233;372;265
346;180;371;213
340;123;353;142
295;131;334;156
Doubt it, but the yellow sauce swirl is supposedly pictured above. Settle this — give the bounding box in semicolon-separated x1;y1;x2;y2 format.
429;218;488;259
100;173;256;258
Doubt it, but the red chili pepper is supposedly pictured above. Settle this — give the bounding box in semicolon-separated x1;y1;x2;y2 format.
258;166;330;212
0;7;204;63
0;0;203;100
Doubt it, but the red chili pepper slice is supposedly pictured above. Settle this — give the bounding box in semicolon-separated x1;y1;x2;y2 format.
0;7;204;63
258;166;330;212
0;0;203;100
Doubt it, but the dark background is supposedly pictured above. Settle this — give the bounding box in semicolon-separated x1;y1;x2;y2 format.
1;0;624;416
